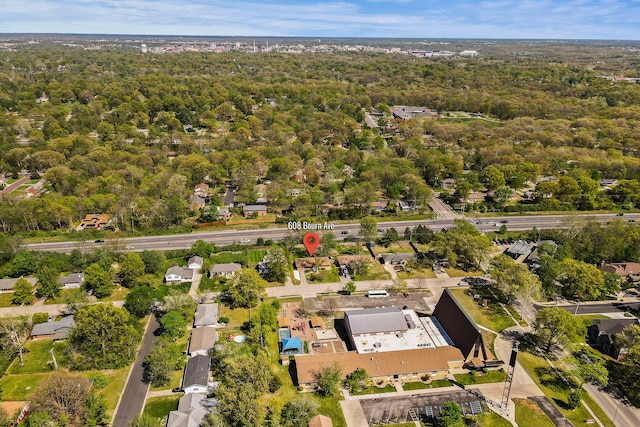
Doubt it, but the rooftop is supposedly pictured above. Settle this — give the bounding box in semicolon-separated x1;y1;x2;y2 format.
344;307;408;335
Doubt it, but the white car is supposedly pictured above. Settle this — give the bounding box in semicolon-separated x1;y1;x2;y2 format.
239;238;250;243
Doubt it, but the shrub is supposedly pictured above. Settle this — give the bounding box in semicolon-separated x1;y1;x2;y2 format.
218;317;230;324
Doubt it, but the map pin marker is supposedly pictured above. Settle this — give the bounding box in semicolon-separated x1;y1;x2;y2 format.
303;232;320;256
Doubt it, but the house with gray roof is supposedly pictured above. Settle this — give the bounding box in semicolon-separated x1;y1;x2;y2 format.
165;266;195;284
209;263;242;277
194;304;218;328
182;354;211;394
188;326;217;356
30;315;75;340
379;253;414;270
58;273;84;289
0;277;37;294
167;393;216;427
187;256;204;270
242;204;267;217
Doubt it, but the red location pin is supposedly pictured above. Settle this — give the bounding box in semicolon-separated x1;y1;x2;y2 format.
303;232;320;256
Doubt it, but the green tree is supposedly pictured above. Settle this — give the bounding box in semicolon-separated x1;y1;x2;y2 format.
489;255;542;315
128;414;158;427
124;285;157;318
437;402;463;427
159;311;186;341
432;219;492;270
313;363;342;397
228;269;267;310
572;350;608;387
359;217;377;243
63;288;90;314
344;368;369;393
84;263;114;298
35;265;61;300
118;252;145;288
480;166;506;191
342;281;356;294
557;258;605;301
280;397;319;427
140;250;166;275
8;251;37;278
189;239;215;258
262;246;288;283
12;277;34;305
70;304;140;369
533;307;584;355
143;339;184;387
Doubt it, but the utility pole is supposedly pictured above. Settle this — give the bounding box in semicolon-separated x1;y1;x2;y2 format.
49;347;58;370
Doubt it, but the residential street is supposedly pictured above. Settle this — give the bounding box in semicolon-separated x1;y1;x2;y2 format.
111;315;160;427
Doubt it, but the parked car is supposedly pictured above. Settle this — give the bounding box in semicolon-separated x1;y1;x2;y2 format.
94;239;105;243
239;238;250;243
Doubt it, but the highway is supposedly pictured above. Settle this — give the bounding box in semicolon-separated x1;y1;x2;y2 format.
23;212;640;253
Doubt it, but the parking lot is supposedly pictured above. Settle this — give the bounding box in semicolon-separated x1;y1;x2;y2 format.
360;389;487;425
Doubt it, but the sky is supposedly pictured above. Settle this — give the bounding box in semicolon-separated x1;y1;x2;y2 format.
2;0;640;40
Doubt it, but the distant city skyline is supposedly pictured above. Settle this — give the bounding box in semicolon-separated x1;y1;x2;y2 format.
2;0;640;40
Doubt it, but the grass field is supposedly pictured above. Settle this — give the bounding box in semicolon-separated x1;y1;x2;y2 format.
307;266;340;283
0;293;16;307
143;395;181;423
517;352;614;427
0;373;49;400
371;242;415;255
514;398;556;427
454;370;507;385
218;304;251;331
89;367;130;417
445;268;482;277
474;411;513;427
353;263;392;281
447;288;515;332
397;267;437;280
8;340;69;374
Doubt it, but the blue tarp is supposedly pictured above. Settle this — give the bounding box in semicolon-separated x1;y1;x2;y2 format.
281;337;302;352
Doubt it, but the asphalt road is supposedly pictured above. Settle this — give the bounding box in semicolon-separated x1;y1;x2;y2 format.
536;301;640;315
23;213;640;253
111;315;160;427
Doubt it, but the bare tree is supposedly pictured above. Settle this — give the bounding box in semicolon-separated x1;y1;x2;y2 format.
413;276;428;290
0;317;30;366
323;297;338;316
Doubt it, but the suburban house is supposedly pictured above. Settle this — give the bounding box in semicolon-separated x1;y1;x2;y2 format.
242;204;268;217
182;354;211;394
0;173;5;187
216;207;232;221
209;263;242;277
189;195;206;211
294;257;332;272
188;327;217;356
336;255;371;276
0;277;37;294
24;181;45;198
30;316;75;340
379;253;414;271
397;200;418;212
165;266;195;284
187;256;204;270
599;262;640;282
371;200;389;212
167;393;216;427
588;318;640;360
78;214;112;230
193;183;209;198
194;304;218;328
58;273;84;289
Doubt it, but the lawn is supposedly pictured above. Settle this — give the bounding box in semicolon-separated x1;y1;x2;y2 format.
248;249;267;265
218;304;251;331
97;286;130;302
517;352;614;427
8;340;69;374
143;395;181;423
316;395;347;427
514;398;556;427
402;379;452;390
0;293;17;307
210;251;246;265
307;266;340;284
88;367;131;417
445;268;482;277
371;242;415;255
396;267;437;280
0;373;49;400
454;370;507;385
474;411;513;427
353;263;392;281
447;288;515;332
351;384;397;395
